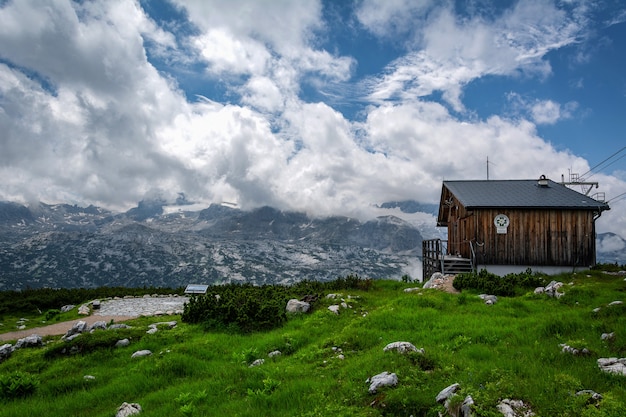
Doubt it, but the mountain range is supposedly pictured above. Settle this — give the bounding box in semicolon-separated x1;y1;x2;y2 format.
0;201;431;290
0;200;623;291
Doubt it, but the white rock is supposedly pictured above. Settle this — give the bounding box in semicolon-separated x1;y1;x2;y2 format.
436;383;460;403
366;371;398;394
383;341;424;355
286;299;310;313
249;359;264;367
116;402;142;417
328;305;340;315
131;350;152;358
598;358;626;376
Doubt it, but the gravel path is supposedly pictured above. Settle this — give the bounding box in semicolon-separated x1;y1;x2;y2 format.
0;315;136;342
0;295;189;342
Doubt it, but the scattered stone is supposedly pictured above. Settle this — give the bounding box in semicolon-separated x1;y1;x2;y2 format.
131;350;152;358
366;371;398;394
545;281;564;298
328;305;340;315
601;332;615;341
146;328;158;335
436;383;460;404
78;304;90;315
116;402;142;417
592;307;601;313
108;323;132;330
479;294;498;305
403;287;421;293
15;334;43;349
560;343;590;356
84;375;96;381
383;341;424;355
249;359;264;367
63;321;88;341
268;350;281;358
0;343;14;363
286;299;310;313
60;304;75;313
89;321;108;332
115;339;130;348
597;358;626;376
326;293;342;299
608;300;623;306
64;334;82;342
534;287;544;294
497;399;535;417
576;390;603;403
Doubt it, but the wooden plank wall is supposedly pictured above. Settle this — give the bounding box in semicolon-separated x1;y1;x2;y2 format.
445;206;597;266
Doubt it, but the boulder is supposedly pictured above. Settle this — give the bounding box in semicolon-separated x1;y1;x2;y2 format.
0;343;14;363
115;339;131;348
383;341;424;355
63;321;88;340
497;399;535;417
423;272;445;289
91;300;101;310
576;390;603;402
328;305;340;315
366;371;398;394
15;334;43;349
116;402;142;417
597;358;626;376
78;304;90;315
268;350;281;358
436;383;460;404
601;332;615;341
89;321;108;332
545;281;563;298
560;343;590;356
60;304;75;313
131;350;152;358
286;299;310;313
478;294;498;305
249;359;265;367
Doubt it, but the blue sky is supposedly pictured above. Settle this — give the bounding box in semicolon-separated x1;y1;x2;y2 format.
0;0;625;239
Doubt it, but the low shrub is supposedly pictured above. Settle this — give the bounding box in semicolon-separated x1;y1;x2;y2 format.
0;371;39;399
182;275;373;333
453;268;547;296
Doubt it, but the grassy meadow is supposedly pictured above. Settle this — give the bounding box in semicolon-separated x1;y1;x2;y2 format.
0;269;625;416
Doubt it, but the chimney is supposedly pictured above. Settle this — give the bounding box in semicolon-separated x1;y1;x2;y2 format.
537;175;549;187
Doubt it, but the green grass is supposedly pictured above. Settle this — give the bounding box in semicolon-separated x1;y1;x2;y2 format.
1;271;625;416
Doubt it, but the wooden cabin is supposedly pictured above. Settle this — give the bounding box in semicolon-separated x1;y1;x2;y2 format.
422;176;610;279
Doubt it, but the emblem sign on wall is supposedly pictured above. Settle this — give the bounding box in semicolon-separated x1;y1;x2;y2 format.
494;214;510;234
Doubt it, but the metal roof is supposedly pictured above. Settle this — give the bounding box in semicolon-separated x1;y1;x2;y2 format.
442;179;610;211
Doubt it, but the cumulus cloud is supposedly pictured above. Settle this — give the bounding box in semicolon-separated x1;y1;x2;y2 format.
0;0;624;241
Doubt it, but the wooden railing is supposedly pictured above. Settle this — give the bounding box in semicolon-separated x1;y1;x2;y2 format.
422;239;474;281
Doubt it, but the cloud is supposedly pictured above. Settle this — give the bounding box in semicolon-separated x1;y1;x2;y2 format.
0;0;625;241
361;1;587;111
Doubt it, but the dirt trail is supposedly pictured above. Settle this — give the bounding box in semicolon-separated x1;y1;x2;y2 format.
0;315;136;342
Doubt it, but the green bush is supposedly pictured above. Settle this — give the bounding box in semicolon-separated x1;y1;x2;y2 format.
182;275;373;332
182;284;290;332
0;372;39;399
453;268;546;296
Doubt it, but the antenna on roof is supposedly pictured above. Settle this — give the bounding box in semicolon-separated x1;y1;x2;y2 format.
486;156;495;180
